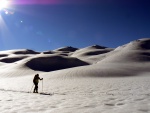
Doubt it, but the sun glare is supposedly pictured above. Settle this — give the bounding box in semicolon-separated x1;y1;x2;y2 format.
0;0;9;10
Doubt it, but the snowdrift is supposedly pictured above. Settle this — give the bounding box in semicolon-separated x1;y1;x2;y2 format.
25;55;89;72
0;38;150;78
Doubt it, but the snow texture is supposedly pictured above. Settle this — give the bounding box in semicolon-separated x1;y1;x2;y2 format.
0;38;150;113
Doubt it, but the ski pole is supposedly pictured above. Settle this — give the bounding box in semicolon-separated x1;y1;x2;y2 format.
42;79;43;92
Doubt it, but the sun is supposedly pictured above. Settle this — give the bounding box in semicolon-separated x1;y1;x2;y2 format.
0;0;9;10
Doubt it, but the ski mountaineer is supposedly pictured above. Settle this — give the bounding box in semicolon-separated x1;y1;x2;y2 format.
33;74;43;93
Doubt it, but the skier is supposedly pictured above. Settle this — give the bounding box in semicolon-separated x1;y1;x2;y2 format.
33;74;43;93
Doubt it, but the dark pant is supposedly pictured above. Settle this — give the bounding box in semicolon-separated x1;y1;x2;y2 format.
33;83;38;93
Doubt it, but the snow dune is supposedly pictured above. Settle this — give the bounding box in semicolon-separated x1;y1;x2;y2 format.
0;38;150;113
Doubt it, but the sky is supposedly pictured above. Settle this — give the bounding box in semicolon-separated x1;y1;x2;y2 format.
0;0;150;51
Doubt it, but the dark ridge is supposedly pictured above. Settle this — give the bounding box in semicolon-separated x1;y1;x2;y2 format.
0;56;28;63
136;51;150;62
55;46;78;52
84;50;113;56
138;39;150;49
25;56;89;72
43;51;54;54
141;52;150;56
14;49;40;54
90;45;107;49
43;51;68;56
127;38;150;50
0;54;8;57
56;53;68;56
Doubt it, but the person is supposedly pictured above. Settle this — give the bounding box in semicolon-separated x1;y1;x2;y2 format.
33;74;43;93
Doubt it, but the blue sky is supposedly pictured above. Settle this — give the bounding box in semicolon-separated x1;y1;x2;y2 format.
0;0;150;51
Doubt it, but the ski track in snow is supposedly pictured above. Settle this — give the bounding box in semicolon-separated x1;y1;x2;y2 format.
0;76;150;113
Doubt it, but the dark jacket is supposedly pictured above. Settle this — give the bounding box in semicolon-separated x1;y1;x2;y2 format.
33;75;41;84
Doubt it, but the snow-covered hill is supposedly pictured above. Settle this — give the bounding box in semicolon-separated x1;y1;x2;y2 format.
0;38;150;113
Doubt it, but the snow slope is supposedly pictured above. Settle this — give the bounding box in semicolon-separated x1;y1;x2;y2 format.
0;38;150;113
